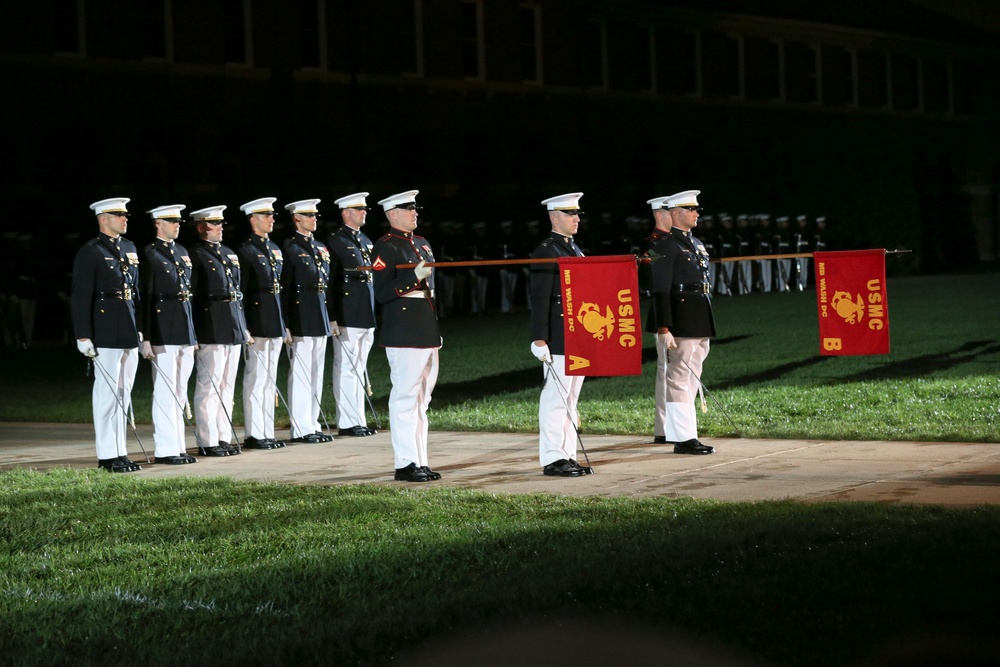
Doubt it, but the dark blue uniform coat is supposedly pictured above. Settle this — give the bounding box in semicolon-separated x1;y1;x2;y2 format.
327;226;376;329
371;229;440;348
528;231;583;356
71;233;141;348
141;239;196;346
189;241;248;346
237;235;285;338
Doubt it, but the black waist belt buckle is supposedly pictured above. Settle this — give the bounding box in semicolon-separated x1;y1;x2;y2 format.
210;291;242;302
673;284;710;295
158;291;191;302
99;289;133;300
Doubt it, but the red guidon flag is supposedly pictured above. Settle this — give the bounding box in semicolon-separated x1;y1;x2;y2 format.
814;249;890;356
559;255;642;376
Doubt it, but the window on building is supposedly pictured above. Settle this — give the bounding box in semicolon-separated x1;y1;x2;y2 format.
400;0;423;76
224;0;251;66
656;27;697;95
460;0;484;79
519;3;541;83
53;0;85;55
922;57;951;113
857;49;888;109
142;0;172;61
785;40;818;103
744;36;780;101
701;31;740;98
821;45;854;106
299;0;326;69
890;53;919;111
606;21;652;92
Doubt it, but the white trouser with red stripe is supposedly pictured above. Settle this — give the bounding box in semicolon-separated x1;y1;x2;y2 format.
332;326;375;429
243;337;283;441
287;335;328;438
150;344;195;457
92;347;139;460
194;343;241;448
538;354;585;466
386;346;439;469
659;337;710;443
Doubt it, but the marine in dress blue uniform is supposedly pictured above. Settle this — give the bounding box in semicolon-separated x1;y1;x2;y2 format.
529;193;591;477
189;205;249;457
140;204;198;465
72;197;142;472
327;192;377;437
371;190;441;482
281;198;333;444
237;197;287;450
644;190;716;455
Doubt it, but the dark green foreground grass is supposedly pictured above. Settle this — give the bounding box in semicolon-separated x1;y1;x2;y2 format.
2;470;999;666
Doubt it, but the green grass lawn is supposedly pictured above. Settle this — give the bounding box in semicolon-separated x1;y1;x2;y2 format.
2;273;999;666
2;470;999;667
4;273;998;442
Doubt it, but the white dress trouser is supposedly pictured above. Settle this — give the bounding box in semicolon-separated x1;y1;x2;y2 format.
150;344;195;457
287;335;327;438
194;343;241;448
243;337;282;440
92;347;138;460
386;346;439;469
332;326;375;429
662;337;711;443
538;354;585;466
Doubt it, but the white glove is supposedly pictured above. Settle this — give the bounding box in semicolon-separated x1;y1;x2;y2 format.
530;342;551;362
76;339;96;358
414;260;432;281
140;341;153;359
284;328;293;345
656;331;677;350
245;330;255;346
330;321;341;337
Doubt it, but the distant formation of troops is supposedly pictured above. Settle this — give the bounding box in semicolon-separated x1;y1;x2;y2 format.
72;190;823;479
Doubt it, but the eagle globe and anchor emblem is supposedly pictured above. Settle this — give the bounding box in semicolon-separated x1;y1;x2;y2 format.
830;290;865;324
576;302;615;340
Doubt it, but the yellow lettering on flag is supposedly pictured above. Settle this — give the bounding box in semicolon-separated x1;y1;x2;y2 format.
823;338;843;351
568;356;591;371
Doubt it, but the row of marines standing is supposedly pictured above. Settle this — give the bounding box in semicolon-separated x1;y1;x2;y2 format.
72;194;383;472
73;188;719;480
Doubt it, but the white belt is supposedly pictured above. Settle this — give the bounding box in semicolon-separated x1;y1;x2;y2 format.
402;290;434;299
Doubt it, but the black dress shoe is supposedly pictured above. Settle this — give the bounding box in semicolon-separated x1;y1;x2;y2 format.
568;459;594;475
118;456;143;471
243;437;276;450
178;453;198;464
268;438;286;448
338;425;373;437
198;445;230;457
653;436;668;444
314;431;334;443
394;462;431;482
420;466;442;481
673;439;715;455
543;459;585;477
98;458;138;473
155;455;195;465
220;441;242;455
290;433;326;444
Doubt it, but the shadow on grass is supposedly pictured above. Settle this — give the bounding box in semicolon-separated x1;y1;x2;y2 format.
432;335;758;406
839;339;1000;382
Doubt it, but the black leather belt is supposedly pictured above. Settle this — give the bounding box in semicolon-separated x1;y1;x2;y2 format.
156;291;192;302
207;292;242;302
295;284;327;293
344;274;372;283
98;289;133;300
672;284;710;294
256;286;281;294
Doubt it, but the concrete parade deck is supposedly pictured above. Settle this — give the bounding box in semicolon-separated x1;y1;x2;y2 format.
2;423;998;505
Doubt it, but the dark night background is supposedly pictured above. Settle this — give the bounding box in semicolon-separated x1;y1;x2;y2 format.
2;0;999;344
